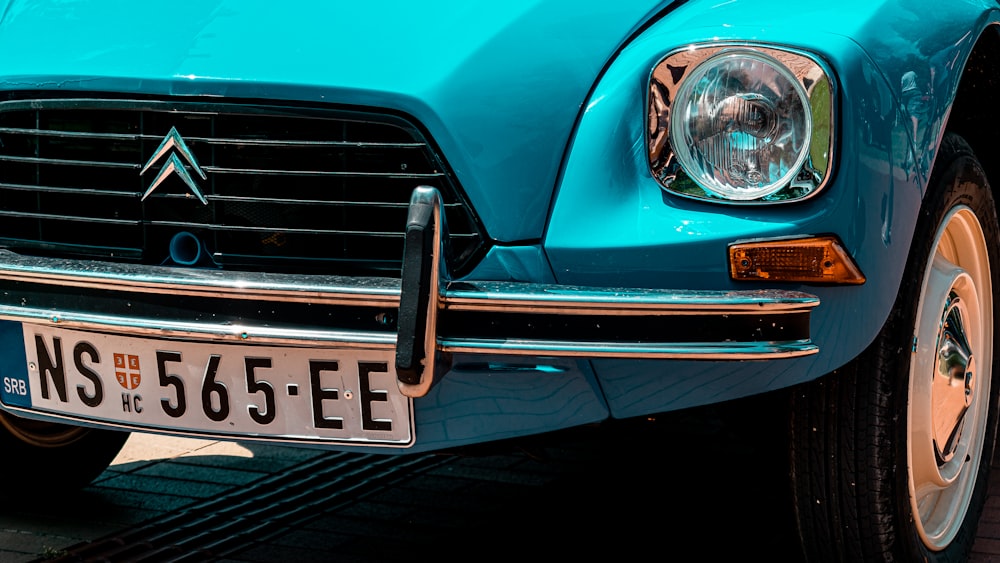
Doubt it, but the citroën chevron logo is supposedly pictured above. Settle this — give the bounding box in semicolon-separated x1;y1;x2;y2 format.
140;126;209;205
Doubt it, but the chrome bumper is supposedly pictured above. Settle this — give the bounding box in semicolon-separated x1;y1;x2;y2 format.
0;187;819;398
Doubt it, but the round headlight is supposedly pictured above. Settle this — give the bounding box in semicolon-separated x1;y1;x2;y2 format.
668;50;812;201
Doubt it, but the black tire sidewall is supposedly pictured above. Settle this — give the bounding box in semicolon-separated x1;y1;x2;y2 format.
886;134;1000;561
0;415;129;499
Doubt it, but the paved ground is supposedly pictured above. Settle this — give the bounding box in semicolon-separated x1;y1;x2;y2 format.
0;389;999;561
0;392;803;561
978;485;1000;562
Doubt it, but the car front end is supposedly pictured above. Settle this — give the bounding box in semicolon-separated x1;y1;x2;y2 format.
2;1;1000;559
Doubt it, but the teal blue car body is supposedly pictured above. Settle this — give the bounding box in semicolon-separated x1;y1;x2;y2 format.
0;0;997;454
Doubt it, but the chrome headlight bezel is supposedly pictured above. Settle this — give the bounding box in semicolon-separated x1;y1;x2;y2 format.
647;44;836;204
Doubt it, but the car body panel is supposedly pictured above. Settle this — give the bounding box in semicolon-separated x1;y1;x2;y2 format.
543;0;1000;415
411;354;609;453
0;0;674;243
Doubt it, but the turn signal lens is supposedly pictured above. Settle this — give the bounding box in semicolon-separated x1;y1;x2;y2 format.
729;236;865;285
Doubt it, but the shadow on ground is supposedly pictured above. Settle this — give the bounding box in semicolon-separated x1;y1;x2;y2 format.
434;389;804;561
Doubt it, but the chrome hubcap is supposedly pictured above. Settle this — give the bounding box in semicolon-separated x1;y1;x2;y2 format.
909;206;993;550
932;291;975;465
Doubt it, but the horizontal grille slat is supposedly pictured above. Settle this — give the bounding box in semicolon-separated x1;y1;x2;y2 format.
0;211;481;236
0;127;428;148
0;154;139;169
0;210;140;225
0;183;474;208
0;238;141;258
0;182;136;196
0;127;144;141
0;97;485;276
146;220;404;236
201;166;445;179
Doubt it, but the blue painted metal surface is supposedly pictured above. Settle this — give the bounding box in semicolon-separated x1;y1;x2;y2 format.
410;354;609;453
542;0;1000;416
0;0;672;243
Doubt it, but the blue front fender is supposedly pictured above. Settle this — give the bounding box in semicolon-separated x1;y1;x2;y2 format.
543;0;998;417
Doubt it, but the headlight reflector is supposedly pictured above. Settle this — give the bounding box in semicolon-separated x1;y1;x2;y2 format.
670;51;811;200
649;45;835;204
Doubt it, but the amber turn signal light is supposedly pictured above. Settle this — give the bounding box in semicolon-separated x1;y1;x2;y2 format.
729;236;866;285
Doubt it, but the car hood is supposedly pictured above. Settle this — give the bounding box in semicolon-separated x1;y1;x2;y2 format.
0;0;673;243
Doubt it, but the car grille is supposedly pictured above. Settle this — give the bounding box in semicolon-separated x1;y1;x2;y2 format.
0;97;483;276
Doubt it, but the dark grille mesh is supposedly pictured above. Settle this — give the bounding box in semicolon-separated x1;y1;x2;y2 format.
0;98;483;276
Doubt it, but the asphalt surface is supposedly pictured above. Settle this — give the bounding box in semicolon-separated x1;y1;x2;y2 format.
2;388;999;561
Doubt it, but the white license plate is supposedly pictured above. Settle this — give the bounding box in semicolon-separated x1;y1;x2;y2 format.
1;324;414;447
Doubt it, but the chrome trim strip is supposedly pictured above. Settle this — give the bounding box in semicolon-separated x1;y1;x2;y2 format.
443;282;818;315
201;166;445;179
143;220;405;236
0;182;136;196
0;154;137;169
0;158;444;180
0;126;427;149
0;182;470;208
0;210;139;225
439;338;818;359
0;306;397;349
0;250;402;307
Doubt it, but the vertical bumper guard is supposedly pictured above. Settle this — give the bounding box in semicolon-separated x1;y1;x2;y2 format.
395;186;448;397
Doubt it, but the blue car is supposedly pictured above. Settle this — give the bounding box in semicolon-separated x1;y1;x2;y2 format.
0;0;997;560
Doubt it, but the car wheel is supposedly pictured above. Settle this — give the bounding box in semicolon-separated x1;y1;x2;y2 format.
0;412;129;498
790;133;1000;561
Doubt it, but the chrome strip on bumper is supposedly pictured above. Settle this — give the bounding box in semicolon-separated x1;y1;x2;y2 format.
0;187;820;398
0;305;399;349
444;282;817;315
438;338;816;360
0;254;402;307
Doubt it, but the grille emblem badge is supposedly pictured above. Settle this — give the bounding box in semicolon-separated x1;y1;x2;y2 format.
140;126;209;205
